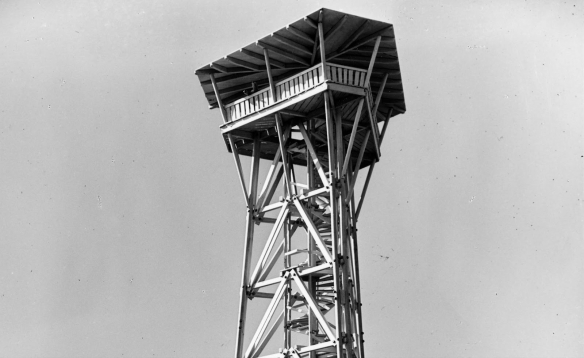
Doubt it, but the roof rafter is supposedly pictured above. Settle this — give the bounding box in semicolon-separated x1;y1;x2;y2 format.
271;33;313;56
257;41;310;66
285;25;314;43
327;26;393;61
225;56;263;71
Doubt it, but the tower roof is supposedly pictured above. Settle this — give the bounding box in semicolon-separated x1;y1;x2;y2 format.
195;8;405;116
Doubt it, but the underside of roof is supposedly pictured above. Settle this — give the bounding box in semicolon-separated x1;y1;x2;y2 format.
195;8;406;118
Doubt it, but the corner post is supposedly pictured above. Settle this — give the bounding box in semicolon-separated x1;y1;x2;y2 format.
234;135;261;358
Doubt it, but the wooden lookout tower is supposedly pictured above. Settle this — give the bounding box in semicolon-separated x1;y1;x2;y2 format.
195;8;406;358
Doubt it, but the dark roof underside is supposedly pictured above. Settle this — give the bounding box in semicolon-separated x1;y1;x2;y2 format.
195;8;406;118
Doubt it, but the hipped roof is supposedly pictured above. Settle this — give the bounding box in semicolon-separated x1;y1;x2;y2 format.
195;8;406;115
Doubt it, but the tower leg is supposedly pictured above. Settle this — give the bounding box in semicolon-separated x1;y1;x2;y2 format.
234;136;261;358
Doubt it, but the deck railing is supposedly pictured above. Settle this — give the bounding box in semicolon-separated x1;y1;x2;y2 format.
224;63;368;122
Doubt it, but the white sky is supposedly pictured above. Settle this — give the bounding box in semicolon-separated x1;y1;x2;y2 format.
0;0;582;357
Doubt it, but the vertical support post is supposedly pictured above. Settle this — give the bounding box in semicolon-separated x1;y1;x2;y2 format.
318;11;328;81
348;177;366;358
306;119;317;358
275;114;293;196
234;135;261;358
284;213;291;348
336;97;355;358
210;73;250;207
264;49;277;104
325;91;343;357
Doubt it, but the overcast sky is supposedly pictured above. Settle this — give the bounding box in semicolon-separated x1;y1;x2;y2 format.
0;0;582;357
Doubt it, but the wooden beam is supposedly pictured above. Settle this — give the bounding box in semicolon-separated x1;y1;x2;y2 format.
286;25;314;43
249;205;289;288
364;36;381;87
264;49;277;103
355;162;374;220
244;275;288;358
257;241;284;284
365;94;381;159
373;73;389;115
350;45;397;56
271;33;312;56
257;41;310;66
317;15;327;81
234;135;261;358
327;26;393;61
275;114;293;196
336;20;369;53
314;14;348;54
341;99;365;177
291;271;336;341
211;62;255;74
249;310;284;358
209;74;228;123
241;49;285;69
256;147;281;210
346;130;370;200
227;134;251;207
292;199;333;264
298;124;329;186
226;56;261;71
303;16;317;29
279;109;306;117
379;107;394;144
210;74;251;207
325;14;347;40
333;54;397;66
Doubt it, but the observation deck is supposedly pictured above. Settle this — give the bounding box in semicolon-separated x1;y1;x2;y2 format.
195;8;406;169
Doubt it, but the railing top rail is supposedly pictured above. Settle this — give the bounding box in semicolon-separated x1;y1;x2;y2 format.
225;63;323;108
327;62;367;73
224;63;367;109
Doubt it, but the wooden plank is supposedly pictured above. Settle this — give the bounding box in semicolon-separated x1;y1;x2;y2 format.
257;241;284;284
373;73;389;119
291;271;336;342
257;41;310;66
296;341;335;354
325;15;347;41
365;94;381;159
234;134;261;358
303;16;317;29
256;147;281;210
272;33;312;56
211;62;256;74
355;162;374;220
336;20;370;53
298;124;330;186
364;36;381;87
286;25;314;43
342;99;365;176
220;84;329;134
249;205;290;288
314;14;348;53
241;49;286;69
244;274;288;358
209;74;228;123
226;56;262;71
275;114;293;196
292;199;333;264
379;107;394;144
250;310;284;358
346;130;370;200
327;26;392;61
318;17;327;81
